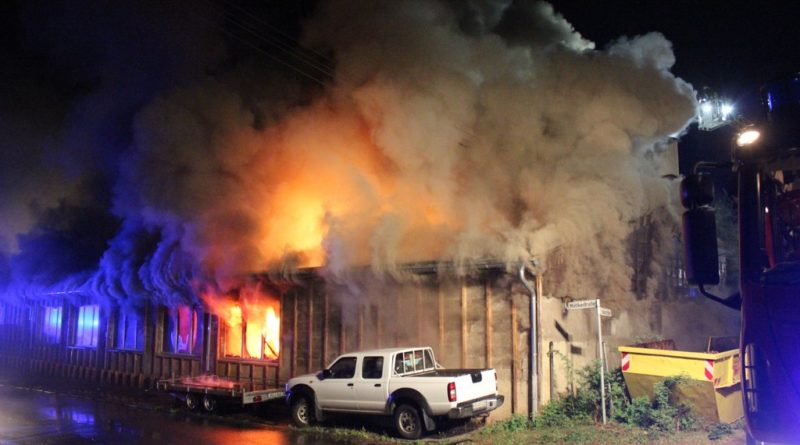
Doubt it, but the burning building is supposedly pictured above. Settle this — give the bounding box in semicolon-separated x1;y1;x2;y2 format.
0;0;739;420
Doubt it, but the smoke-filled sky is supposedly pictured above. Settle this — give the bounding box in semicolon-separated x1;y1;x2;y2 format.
1;0;755;306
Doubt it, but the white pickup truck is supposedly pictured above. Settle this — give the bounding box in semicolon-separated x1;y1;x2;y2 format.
285;346;504;439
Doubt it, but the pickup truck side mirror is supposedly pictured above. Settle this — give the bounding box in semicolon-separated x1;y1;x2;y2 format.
681;173;720;285
318;369;332;380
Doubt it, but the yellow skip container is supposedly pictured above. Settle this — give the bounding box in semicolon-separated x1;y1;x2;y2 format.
619;340;743;423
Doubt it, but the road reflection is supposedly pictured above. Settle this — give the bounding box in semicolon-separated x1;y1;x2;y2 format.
0;385;333;445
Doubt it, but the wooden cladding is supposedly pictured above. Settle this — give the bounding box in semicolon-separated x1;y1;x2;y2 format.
0;269;532;419
276;272;525;418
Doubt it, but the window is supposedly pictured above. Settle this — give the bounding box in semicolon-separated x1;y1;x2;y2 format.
163;305;202;355
394;349;436;375
41;306;62;344
219;303;280;360
74;305;99;347
115;310;144;351
362;356;383;379
424;349;435;368
328;357;357;379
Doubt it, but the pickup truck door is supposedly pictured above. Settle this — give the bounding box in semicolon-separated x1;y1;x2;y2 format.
353;355;388;412
315;356;358;410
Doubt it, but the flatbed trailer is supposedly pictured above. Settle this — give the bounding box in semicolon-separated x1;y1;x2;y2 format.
157;374;285;412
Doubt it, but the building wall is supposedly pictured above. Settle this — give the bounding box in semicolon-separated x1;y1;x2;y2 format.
0;260;739;421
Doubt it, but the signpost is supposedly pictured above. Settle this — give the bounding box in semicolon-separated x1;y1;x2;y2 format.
566;298;613;424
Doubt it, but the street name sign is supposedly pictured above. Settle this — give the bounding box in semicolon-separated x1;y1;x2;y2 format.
566;299;597;310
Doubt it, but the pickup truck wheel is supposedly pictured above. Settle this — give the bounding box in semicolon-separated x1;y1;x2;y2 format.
394;404;423;439
291;396;314;428
185;394;200;411
202;395;217;413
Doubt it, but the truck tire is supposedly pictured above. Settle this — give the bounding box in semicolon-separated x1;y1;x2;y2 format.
185;394;200;411
394;404;423;439
202;395;218;413
290;396;314;428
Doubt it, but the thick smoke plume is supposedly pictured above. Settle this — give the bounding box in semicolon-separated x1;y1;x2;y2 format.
0;0;696;306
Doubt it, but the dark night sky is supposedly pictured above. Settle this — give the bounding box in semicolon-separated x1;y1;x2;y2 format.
554;1;800;98
1;0;796;233
2;0;797;201
3;1;798;119
552;1;800;175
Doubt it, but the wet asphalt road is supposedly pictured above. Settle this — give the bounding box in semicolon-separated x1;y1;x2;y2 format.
0;384;331;445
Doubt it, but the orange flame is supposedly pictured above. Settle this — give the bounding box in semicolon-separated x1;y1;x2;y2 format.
264;306;280;359
201;288;280;361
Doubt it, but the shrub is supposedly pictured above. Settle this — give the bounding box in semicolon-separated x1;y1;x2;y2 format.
534;399;591;427
482;414;531;433
616;375;696;434
707;422;734;440
544;353;696;435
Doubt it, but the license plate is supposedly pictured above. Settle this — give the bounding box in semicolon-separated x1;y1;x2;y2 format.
473;400;488;411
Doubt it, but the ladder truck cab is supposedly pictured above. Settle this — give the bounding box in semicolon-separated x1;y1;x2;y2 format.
681;74;800;444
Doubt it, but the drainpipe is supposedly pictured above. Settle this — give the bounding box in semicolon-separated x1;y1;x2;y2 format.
518;261;538;418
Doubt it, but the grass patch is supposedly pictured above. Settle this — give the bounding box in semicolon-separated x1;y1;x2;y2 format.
300;425;395;444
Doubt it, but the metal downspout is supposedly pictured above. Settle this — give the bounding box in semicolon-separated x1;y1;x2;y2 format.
519;262;538;418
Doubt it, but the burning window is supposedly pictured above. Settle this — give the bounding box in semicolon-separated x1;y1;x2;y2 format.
74;305;99;348
163;305;202;355
40;306;62;344
218;302;280;361
114;310;144;351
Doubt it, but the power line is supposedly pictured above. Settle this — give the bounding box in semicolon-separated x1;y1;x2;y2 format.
224;1;334;66
192;0;335;86
222;8;334;79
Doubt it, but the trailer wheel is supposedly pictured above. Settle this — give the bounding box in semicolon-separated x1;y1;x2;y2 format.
290;396;314;428
185;394;200;411
202;395;218;413
394;404;423;439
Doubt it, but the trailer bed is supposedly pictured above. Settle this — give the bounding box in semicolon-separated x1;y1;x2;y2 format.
157;375;285;407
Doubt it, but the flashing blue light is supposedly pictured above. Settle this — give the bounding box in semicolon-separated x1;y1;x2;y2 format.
70;410;95;426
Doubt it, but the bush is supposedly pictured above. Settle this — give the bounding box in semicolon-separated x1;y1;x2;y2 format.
707;422;734;440
542;354;696;435
618;396;652;427
616;375;696;433
534;399;591;427
482;414;531;433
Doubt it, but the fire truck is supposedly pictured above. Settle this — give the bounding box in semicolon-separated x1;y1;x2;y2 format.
681;74;800;444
